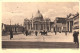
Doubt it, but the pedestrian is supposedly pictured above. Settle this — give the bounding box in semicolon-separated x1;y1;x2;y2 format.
73;31;79;44
35;31;38;36
55;31;56;35
10;30;13;40
43;30;45;35
65;31;67;35
25;30;28;36
45;30;47;35
40;31;42;35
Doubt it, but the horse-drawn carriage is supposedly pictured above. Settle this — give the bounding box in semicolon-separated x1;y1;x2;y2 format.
40;31;47;35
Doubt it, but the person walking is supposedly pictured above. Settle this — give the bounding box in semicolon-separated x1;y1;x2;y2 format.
35;31;38;36
55;31;56;35
25;30;28;36
65;31;67;35
73;31;79;44
10;30;13;40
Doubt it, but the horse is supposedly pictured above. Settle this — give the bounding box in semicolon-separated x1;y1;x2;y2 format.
40;31;47;35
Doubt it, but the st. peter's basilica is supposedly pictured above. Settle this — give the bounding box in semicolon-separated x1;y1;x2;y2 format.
24;10;52;32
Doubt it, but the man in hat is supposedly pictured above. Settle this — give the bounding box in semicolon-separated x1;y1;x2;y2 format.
10;29;13;40
35;31;38;36
73;31;79;44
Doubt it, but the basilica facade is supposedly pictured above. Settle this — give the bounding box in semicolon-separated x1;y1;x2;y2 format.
24;10;51;32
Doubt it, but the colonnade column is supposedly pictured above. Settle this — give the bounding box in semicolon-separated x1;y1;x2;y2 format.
49;22;50;31
35;24;37;30
27;24;28;30
44;22;46;31
30;24;31;30
69;21;70;32
42;24;44;30
34;24;36;30
44;24;45;30
33;24;34;30
66;22;68;32
36;24;37;30
55;24;57;32
31;24;32;30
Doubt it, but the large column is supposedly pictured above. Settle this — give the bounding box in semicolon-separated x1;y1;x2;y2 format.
39;24;40;30
44;24;45;30
36;24;37;30
66;22;68;32
28;24;30;30
40;24;41;30
34;24;35;30
43;24;44;30
56;24;57;32
49;23;50;31
45;23;46;31
41;24;43;30
30;24;31;30
35;24;36;30
69;21;70;32
67;22;69;32
33;24;34;30
41;24;42;30
27;24;28;30
31;24;32;30
37;24;38;30
45;23;46;30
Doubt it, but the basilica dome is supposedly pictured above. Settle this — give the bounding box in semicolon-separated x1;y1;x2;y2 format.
33;10;43;21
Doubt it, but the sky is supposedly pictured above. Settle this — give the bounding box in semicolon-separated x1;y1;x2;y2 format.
2;2;79;25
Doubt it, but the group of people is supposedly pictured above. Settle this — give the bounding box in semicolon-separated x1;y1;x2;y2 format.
25;30;38;36
54;31;67;35
40;30;47;35
9;30;79;46
25;30;47;36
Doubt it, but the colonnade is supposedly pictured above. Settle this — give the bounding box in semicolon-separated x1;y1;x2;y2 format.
26;22;51;31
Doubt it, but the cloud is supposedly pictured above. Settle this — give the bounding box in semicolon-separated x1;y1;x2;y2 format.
73;5;79;13
43;5;79;21
2;2;79;24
